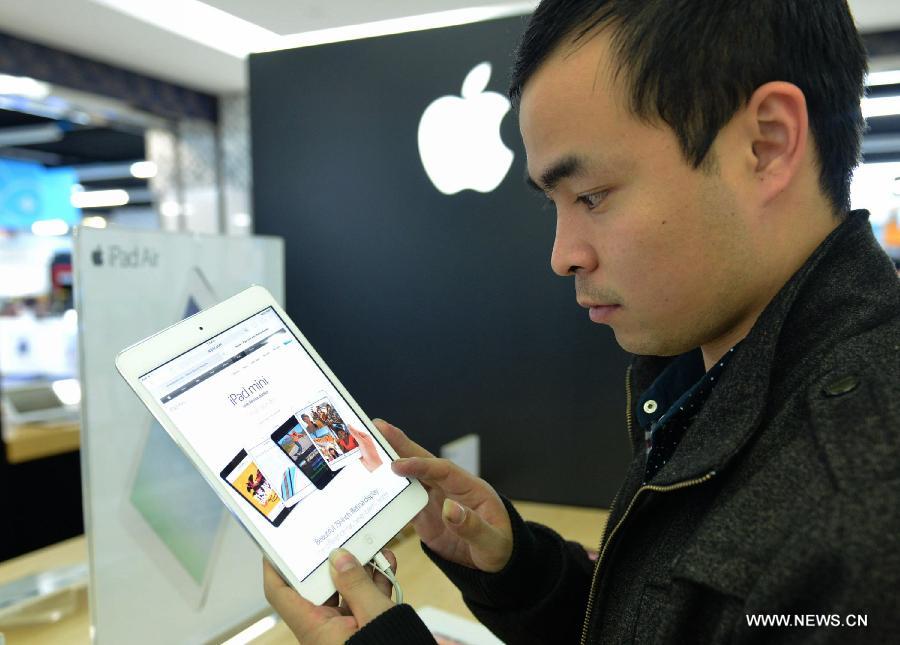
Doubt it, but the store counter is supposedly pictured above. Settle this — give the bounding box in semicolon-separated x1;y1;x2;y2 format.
0;501;608;644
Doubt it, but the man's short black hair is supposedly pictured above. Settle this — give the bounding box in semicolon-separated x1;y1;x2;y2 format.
510;0;868;213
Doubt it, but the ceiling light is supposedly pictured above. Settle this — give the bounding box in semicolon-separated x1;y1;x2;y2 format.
62;308;78;326
231;212;252;228
71;189;130;209
0;123;64;147
31;219;70;236
93;0;277;57
130;160;158;179
867;70;900;87
76;163;152;182
862;95;900;119
82;215;108;229
0;74;51;99
51;379;81;406
160;201;181;218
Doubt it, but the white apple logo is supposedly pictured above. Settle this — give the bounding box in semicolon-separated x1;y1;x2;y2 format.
417;62;514;195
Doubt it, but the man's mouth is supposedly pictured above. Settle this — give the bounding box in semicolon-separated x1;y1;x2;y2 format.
578;301;621;323
589;305;620;323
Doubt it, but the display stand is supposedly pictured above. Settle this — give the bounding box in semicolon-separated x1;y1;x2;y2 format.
73;227;285;644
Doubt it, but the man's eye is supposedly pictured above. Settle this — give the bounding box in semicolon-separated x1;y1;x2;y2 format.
576;190;609;210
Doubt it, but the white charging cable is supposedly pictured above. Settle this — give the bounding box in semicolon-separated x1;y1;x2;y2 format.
370;551;403;605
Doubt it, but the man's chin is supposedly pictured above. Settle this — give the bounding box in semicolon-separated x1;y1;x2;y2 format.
612;329;690;358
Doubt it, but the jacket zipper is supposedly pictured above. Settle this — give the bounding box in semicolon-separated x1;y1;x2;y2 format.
579;367;632;645
579;366;716;645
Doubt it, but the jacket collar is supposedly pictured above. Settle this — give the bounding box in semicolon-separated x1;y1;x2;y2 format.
628;210;899;485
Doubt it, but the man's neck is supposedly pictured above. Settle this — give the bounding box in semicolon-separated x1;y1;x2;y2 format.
701;321;754;372
699;206;843;371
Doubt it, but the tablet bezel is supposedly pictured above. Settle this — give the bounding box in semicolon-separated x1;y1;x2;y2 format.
115;284;427;604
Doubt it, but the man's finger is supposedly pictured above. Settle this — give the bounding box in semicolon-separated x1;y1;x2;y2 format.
373;419;434;459
329;549;395;626
391;456;479;497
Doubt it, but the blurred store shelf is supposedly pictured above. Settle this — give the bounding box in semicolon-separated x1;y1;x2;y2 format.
2;421;79;464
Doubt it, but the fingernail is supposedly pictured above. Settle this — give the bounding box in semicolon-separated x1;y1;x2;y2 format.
442;499;465;525
372;417;385;424
329;549;357;572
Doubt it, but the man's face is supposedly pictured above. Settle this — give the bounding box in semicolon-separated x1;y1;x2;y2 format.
519;31;756;357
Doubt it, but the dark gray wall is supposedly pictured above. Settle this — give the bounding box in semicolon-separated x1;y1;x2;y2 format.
249;16;632;507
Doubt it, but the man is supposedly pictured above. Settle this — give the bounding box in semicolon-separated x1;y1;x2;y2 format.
263;1;900;642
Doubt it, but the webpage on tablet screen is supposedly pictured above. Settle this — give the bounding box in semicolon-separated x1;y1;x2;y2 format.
139;307;409;581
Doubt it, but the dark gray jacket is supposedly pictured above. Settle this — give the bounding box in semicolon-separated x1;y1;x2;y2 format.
352;210;900;644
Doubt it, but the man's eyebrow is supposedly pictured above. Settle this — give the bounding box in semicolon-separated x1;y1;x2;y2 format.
525;155;587;193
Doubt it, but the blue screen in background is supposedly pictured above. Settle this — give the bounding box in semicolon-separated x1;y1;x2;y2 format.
0;158;81;230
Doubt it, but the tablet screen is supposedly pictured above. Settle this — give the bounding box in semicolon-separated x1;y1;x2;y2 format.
138;307;410;581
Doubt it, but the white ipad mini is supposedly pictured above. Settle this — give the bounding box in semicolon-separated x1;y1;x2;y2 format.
115;285;428;604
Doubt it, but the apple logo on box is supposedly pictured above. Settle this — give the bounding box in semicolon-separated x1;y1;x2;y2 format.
417;62;514;195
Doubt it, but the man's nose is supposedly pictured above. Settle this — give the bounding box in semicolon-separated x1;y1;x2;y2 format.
550;212;599;277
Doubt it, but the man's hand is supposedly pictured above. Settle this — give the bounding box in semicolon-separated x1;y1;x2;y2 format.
263;549;397;644
375;419;513;573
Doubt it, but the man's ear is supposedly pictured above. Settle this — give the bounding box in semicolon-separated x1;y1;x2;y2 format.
746;81;809;204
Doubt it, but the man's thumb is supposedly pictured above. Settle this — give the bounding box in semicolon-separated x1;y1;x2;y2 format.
441;499;509;571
